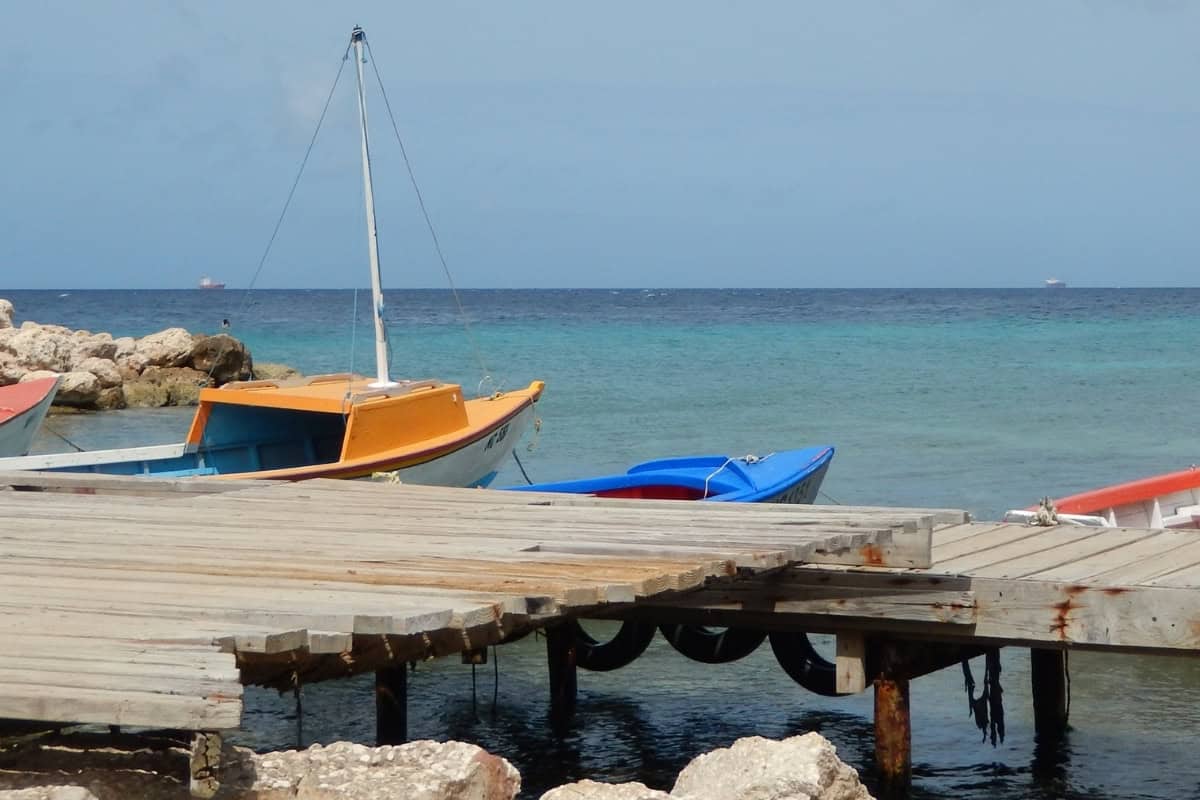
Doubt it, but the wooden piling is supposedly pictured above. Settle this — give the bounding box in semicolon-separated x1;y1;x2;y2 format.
545;623;578;732
374;665;408;746
1030;648;1069;741
873;643;911;795
188;732;222;799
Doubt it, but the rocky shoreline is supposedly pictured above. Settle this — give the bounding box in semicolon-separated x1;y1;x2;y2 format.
0;732;873;800
0;298;297;411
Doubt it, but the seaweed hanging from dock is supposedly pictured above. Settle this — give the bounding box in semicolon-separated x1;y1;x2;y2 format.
962;649;1005;746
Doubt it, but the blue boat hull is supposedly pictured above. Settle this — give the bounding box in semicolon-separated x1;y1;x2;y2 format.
507;445;834;504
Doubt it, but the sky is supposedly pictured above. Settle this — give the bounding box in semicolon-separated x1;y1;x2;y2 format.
2;2;1198;289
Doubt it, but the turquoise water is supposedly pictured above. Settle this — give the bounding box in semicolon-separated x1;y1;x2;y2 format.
8;288;1200;798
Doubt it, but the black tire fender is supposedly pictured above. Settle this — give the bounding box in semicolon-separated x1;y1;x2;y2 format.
768;630;845;696
657;624;767;664
572;619;658;672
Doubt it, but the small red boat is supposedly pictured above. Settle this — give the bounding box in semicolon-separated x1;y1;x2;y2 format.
0;376;60;458
1006;466;1200;529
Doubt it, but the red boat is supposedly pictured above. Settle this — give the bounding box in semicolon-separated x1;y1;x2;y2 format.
0;376;60;457
1007;467;1200;529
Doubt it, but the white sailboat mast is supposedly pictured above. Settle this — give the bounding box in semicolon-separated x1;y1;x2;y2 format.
351;26;397;389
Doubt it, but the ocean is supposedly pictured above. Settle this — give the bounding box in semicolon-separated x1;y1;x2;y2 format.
6;287;1200;799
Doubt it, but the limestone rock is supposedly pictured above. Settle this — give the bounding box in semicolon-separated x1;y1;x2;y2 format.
0;328;74;372
19;370;60;383
0;787;100;800
75;357;122;389
133;366;211;406
135;327;195;368
94;386;126;411
234;740;521;800
71;333;118;365
121;380;169;408
0;298;13;329
190;334;252;385
542;780;671;800
252;362;302;382
115;351;150;380
672;734;872;800
20;321;72;336
112;336;137;359
53;371;102;408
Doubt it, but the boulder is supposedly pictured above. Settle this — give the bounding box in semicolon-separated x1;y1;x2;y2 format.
112;336;137;360
94;386;126;411
71;333;118;365
0;298;12;329
75;357;122;389
132;366;212;407
121;380;169;408
0;328;74;373
135;328;194;368
252;362;302;382
0;788;99;800
542;780;671;800
189;334;252;385
53;371;102;408
20;321;72;336
672;734;872;800
233;740;521;800
115;351;150;381
0;351;23;385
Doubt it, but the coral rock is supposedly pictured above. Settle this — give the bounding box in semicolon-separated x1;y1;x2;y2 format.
542;780;672;800
251;362;303;382
75;357;123;389
71;333;118;365
235;740;521;800
53;371;102;408
189;334;252;385
0;328;74;373
672;733;873;800
135;328;195;368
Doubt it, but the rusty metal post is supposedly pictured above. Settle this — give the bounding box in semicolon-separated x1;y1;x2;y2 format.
873;642;911;795
1030;648;1068;741
375;664;408;745
545;623;577;733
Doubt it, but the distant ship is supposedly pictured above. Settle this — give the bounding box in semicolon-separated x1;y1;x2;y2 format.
1044;278;1067;289
198;275;225;290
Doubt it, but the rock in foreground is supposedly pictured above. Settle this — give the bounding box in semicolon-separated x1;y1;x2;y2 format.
236;741;520;800
541;780;672;800
672;733;872;800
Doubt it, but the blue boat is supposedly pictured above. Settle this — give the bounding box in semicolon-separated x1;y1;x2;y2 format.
509;444;842;696
507;445;834;503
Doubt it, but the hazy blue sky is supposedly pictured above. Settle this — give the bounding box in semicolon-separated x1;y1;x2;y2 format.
3;2;1198;288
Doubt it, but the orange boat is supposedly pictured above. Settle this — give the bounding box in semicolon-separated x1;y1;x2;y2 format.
0;28;544;486
0;374;543;485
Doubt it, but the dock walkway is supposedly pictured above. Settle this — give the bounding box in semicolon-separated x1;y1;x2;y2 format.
0;472;945;731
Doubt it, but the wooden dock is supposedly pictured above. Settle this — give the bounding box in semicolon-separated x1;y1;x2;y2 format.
0;471;943;731
2;470;1198;793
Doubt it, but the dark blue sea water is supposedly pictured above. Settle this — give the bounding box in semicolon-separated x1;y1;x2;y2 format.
6;288;1200;799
